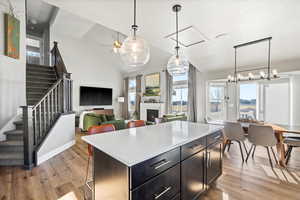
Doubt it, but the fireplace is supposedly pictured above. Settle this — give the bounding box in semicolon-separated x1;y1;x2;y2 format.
147;109;159;122
140;103;165;122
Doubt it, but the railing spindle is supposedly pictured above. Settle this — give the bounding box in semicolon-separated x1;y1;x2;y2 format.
70;80;73;111
33;109;37;145
43;100;46;134
47;95;50;129
49;91;52;120
39;105;42;141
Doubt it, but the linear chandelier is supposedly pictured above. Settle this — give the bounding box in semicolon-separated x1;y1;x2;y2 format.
228;37;279;83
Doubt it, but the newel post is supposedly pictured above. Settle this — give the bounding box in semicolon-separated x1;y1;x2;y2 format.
53;41;58;66
21;106;34;170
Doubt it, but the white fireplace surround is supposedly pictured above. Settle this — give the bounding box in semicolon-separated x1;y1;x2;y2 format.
140;103;165;121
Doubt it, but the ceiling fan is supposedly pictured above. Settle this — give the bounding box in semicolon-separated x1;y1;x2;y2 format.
98;31;125;54
112;32;123;53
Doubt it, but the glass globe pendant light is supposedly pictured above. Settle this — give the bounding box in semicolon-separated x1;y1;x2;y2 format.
120;0;150;67
167;4;189;76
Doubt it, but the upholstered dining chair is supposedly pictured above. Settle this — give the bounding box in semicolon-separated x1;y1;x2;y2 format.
85;124;115;199
223;121;248;162
246;124;278;168
283;135;300;164
127;120;146;128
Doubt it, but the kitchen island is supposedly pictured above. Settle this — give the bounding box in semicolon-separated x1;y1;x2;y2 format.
82;121;224;200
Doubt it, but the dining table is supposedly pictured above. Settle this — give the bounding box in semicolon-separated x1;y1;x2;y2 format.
207;120;300;167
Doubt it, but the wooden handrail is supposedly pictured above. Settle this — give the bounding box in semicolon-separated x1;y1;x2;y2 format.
51;41;70;79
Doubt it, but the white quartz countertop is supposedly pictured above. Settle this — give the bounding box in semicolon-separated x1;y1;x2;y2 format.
82;121;223;167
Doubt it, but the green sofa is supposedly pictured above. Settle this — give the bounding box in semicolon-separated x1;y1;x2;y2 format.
162;113;188;122
83;113;126;131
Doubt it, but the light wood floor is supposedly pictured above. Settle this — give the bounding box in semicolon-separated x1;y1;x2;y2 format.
1;131;300;200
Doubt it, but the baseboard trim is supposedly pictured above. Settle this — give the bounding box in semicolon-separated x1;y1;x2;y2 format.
37;140;75;165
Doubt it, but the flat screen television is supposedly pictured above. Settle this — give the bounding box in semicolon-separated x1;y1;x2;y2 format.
80;86;112;106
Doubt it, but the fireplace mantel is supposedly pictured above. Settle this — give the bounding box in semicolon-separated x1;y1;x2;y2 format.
140;103;165;122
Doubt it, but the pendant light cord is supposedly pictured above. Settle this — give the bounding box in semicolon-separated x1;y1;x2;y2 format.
132;0;138;37
175;8;179;57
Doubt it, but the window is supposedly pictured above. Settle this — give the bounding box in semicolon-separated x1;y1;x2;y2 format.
26;37;41;65
172;73;188;113
128;78;136;118
239;83;257;120
207;82;227;120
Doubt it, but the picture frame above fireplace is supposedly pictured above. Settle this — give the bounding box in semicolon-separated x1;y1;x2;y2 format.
144;72;160;96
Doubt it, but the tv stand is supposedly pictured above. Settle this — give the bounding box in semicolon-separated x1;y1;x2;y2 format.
93;108;104;110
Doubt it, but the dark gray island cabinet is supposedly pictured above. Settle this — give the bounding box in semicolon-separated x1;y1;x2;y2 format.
82;121;223;200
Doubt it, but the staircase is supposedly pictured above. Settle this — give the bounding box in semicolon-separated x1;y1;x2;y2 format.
0;121;24;166
0;42;73;168
26;64;58;105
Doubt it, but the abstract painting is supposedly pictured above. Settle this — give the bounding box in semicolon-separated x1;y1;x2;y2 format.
145;73;160;96
4;13;20;59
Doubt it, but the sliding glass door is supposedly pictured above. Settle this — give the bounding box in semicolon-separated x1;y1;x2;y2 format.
206;78;291;125
238;79;290;124
207;82;227;121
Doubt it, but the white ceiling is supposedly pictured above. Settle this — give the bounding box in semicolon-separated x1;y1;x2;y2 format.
27;0;55;27
44;0;300;72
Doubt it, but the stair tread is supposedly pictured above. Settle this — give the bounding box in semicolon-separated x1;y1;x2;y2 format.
0;152;23;160
4;130;23;135
27;77;57;83
27;80;55;83
27;86;49;90
27;69;54;74
0;140;23;146
27;91;45;95
27;75;57;79
27;64;53;69
27;69;56;73
13;120;23;125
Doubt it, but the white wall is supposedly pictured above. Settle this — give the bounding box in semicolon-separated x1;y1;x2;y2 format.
50;33;124;117
291;75;300;125
37;113;75;165
0;0;26;140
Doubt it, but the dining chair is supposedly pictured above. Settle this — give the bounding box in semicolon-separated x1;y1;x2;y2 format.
223;122;248;162
283;135;300;164
85;124;115;199
127;120;146;128
246;124;278;168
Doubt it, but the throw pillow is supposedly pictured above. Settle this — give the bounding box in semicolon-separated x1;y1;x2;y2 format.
106;114;115;121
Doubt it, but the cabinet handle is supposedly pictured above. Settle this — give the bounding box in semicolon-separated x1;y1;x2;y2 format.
152;160;171;170
207;152;211;168
214;135;222;140
154;186;172;199
190;143;203;151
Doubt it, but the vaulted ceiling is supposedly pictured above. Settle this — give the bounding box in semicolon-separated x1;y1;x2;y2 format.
44;0;300;72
